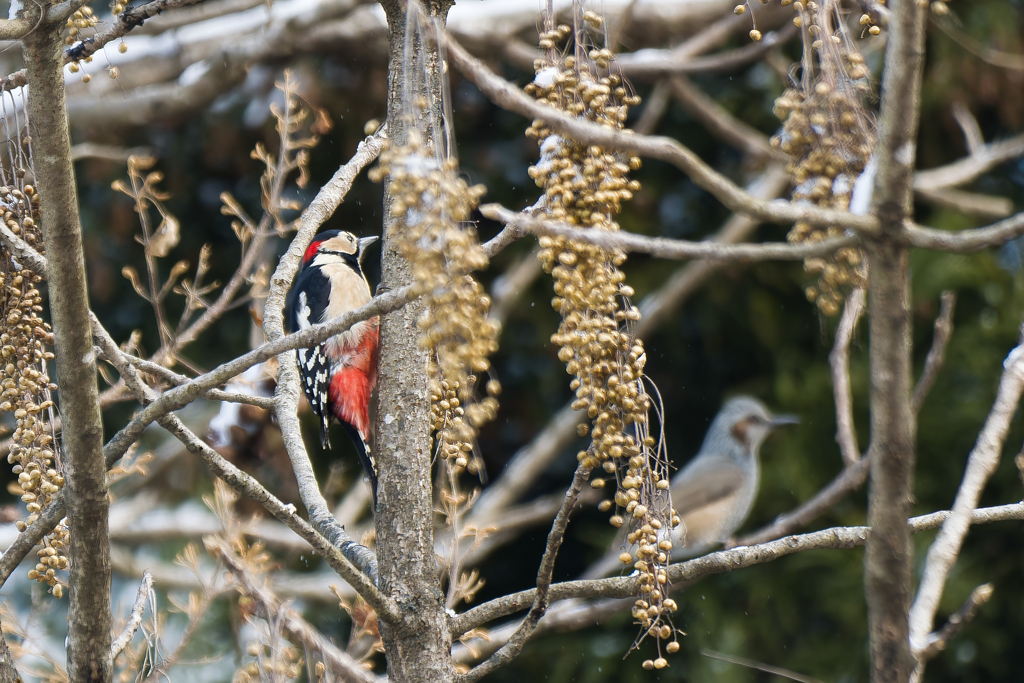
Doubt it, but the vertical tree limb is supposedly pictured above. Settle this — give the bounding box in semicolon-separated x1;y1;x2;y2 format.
863;1;928;681
374;2;456;681
23;24;112;683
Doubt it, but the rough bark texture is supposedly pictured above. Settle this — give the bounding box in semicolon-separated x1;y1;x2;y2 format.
374;1;456;681
863;1;928;681
0;616;19;683
23;27;112;683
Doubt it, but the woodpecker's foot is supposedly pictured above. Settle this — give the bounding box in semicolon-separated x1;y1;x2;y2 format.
375;283;391;295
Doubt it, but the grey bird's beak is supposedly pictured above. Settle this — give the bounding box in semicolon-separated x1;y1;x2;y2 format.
770;414;800;428
358;235;379;263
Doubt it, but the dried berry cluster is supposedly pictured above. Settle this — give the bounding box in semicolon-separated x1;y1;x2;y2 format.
526;12;679;665
236;638;303;681
64;6;97;46
0;185;67;595
771;0;874;315
371;130;501;475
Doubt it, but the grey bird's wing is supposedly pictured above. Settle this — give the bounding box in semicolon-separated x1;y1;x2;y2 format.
670;455;749;516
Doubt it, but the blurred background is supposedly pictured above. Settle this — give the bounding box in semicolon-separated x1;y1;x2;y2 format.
0;0;1022;680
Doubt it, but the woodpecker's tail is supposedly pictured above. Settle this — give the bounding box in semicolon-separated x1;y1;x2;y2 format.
341;422;378;504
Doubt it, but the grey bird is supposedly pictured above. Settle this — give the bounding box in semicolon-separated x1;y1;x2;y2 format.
581;396;798;579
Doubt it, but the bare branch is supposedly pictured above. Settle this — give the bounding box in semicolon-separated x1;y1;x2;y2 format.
110;571;154;661
911;582;994;682
0;494;66;588
908;342;1024;653
115;350;277;409
932;15;1024;71
458;466;590;683
914;132;1024;192
701;649;823;683
632;80;671;136
951;102;984;155
905;212;1024;252
452;503;1024;641
479;203;857;262
615;22;799;78
71;142;157;162
911;292;956;415
830;288;865;467
914;187;1013;220
667;76;781;161
67;0;206;62
445;35;880;235
737;455;870;547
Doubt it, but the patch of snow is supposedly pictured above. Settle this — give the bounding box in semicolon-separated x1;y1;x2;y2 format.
533;67;559;89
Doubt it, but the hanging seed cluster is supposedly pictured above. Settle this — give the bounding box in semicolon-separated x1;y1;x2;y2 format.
0;185;67;595
370;130;501;474
526;12;679;664
64;6;97;46
771;0;874;316
238;638;303;681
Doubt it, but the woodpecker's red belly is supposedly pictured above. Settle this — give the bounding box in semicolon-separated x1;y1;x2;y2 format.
327;323;379;440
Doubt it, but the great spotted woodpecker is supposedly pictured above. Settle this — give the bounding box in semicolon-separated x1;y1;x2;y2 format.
285;230;379;496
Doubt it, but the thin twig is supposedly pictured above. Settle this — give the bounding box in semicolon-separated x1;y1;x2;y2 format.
908;341;1024;653
736;454;871;547
479;203;857;262
830;289;865;467
911;582;993;683
458;466;590;683
911;292;956;415
110;572;154;661
115;350;276;409
914;132;1024;192
139;588;213;683
702;648;823;683
905;212;1024;252
932;16;1024;71
667;76;781;161
632;80;671;136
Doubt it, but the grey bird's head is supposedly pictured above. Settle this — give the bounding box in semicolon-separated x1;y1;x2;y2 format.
702;396;799;462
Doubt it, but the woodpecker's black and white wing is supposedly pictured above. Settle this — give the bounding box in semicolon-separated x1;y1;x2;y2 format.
285;267;333;448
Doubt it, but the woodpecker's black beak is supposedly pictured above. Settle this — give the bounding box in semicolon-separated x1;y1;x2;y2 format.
358;235;379;264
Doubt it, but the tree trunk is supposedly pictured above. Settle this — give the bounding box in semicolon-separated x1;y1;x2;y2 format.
23;25;112;683
374;1;456;681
